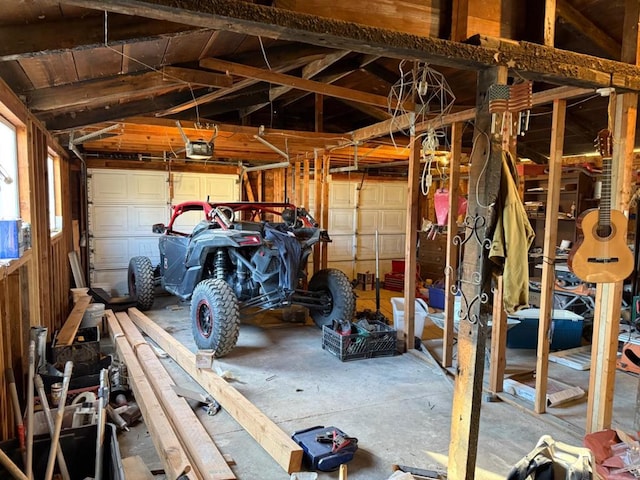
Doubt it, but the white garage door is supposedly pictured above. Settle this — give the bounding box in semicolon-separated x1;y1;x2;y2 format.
88;169;238;295
327;180;407;279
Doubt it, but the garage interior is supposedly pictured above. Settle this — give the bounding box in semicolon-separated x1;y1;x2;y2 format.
1;0;640;478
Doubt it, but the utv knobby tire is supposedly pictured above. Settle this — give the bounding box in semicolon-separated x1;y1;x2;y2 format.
308;268;356;327
128;256;155;311
191;279;240;357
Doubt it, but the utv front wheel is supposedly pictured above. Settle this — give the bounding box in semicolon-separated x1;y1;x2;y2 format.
308;269;356;327
191;279;240;357
128;256;155;311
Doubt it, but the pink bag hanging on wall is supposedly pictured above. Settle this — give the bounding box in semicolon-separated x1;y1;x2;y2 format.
434;189;468;226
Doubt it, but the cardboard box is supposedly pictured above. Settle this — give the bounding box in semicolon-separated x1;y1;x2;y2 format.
356;272;374;291
0;219;23;259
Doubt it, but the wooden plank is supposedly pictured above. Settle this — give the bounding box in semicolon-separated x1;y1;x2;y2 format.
451;0;470;42
302;158;310;210
402;110;420;351
549;346;592;370
68;251;85;288
535;98;566;414
54;296;91;346
242;172;256;202
162;66;233;88
122;456;154;480
321;155;330;270
127;308;304;474
200;57;405;109
544;0;557;47
443;122;462;368
489;275;507;394
106;311;196;480
622;0;640;64
313;150;321;273
448;68;503;480
115;312;235;480
27;71;182;112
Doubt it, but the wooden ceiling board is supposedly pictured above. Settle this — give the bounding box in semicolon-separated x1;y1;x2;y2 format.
0;61;33;93
162;30;215;65
121;38;170;74
274;0;444;37
566;0;624;42
201;30;251;58
73;46;124;81
18;51;78;89
0;3;67;26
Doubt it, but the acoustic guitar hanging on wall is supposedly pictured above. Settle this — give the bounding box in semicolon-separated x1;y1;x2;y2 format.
568;128;633;283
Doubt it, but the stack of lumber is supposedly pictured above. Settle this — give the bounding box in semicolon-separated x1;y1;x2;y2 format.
106;308;303;479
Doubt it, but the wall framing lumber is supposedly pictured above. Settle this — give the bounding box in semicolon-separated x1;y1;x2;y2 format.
488;275;507;394
535;98;567;414
443;122;463;367
115;312;235;479
544;0;557;47
106;311;196;479
448;68;503;480
313;150;322;273
321;155;330;270
127;308;304;474
63;0;640;90
55;296;91;346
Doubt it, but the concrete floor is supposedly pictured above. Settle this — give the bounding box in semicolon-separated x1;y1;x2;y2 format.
115;288;638;479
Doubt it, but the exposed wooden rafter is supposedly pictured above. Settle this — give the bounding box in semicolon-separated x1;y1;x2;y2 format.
58;0;640;90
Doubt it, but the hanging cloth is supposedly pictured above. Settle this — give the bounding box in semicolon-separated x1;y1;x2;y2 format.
488;151;535;314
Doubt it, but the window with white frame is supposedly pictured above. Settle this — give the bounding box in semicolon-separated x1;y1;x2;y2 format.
0;116;18;219
48;153;62;234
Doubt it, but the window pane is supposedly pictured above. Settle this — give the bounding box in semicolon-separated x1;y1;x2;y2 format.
0;116;18;219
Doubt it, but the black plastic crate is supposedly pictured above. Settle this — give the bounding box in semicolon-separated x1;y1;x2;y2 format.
52;326;101;376
322;320;397;361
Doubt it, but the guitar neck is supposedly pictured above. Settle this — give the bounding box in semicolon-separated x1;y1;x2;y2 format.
599;156;612;227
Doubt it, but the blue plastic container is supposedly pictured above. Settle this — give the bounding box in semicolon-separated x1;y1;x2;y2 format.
0;219;23;259
506;308;584;350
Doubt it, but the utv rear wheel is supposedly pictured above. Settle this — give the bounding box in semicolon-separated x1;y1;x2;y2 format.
128;256;154;311
308;269;355;327
191;279;240;357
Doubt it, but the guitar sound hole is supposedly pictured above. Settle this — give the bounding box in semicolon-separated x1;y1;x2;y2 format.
596;225;613;238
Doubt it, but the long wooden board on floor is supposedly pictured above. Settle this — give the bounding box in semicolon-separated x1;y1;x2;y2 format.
122;456;153;480
106;311;197;480
127;307;304;474
55;296;91;346
115;311;236;480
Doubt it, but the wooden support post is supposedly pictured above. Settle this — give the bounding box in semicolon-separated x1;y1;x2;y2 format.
544;0;557;47
443;122;462;366
257;171;263;203
127;308;304;474
448;68;503;480
402;114;421;350
243;172;256;203
303;158;310;210
535;99;567;414
622;0;640;64
106;311;196;480
488;276;507;393
321;155;330;270
315;94;323;132
587;91;637;432
313;150;322;273
294;161;301;206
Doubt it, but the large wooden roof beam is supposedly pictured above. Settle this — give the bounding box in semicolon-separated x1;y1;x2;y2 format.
60;0;640;90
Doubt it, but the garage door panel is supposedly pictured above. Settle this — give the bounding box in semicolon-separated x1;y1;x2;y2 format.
380;234;405;258
130;237;160;263
90;269;128;297
358;183;380;206
172;174;201;201
204;175;238;201
356;234;375;260
379;210;406;233
127;172;168;202
130;206;168;234
89;205;129;236
172;210;207;234
381;183;406;208
329;209;354;233
326;234;354;261
88;172;128;203
329;182;353;208
357;211;378;233
92;238;129;269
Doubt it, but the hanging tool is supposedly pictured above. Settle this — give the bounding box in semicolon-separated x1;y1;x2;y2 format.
5;368;25;469
45;361;73;480
34;375;71;480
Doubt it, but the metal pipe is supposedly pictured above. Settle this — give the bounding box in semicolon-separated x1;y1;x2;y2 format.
44;361;73;480
70;123;121;145
34;375;70;480
25;342;35;480
253;135;290;161
94;369;108;480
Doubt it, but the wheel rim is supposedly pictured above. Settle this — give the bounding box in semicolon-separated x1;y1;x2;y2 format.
196;300;213;338
319;291;333;315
